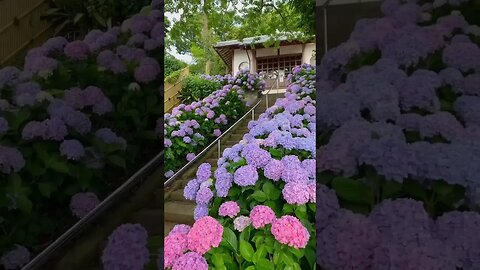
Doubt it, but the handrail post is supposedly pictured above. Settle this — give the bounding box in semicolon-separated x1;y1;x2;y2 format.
217;140;221;159
251;109;255;120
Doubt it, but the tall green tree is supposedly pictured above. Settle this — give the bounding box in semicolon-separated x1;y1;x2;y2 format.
165;0;315;75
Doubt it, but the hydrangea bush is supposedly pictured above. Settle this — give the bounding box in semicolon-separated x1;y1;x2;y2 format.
0;0;163;265
171;64;317;269
316;0;480;267
163;70;266;178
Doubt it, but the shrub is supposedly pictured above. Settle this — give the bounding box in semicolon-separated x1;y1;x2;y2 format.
165;54;187;78
316;0;480;268
162;70;267;178
178;75;222;103
164;64;317;269
0;0;162;262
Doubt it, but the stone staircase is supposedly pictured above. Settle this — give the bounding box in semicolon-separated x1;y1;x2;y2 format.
129;93;284;237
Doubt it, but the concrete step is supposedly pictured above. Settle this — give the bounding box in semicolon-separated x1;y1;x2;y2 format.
164;201;195;224
130;209;164;235
169;189;187;201
164;221;178;236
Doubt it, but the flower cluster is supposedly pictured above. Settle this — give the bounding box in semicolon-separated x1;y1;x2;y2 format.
317;185;480;269
101;223;150;270
0;245;30;270
0;0;163;262
317;0;480;204
200;69;266;94
163;69;266;177
163;216;222;269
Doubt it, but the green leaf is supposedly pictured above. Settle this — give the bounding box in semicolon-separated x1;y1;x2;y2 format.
223;227;238;253
255;258;274;270
403;179;427;200
16;195;33;214
48;158;70;174
283;204;294;214
331;177;374;205
382;180;403;199
253;245;268;263
263;182;280;200
245;267;256;270
73;13;84;24
212;253;226;269
108;155;126;168
250;191;267;202
268;148;283;158
305;247;316;268
240;240;255;262
294;205;307;220
38;182;57;198
281;251;295;266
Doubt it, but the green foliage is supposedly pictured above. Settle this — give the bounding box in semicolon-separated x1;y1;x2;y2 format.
164;54;187;78
178;75;222;103
43;0;150;37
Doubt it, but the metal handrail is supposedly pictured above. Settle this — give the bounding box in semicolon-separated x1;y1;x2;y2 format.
23;149;164;270
164;76;280;187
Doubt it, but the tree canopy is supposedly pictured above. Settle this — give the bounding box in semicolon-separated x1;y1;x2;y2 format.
165;0;315;74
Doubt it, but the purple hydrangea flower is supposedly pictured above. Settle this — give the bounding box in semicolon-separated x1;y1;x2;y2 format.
97;50;127;74
0;245;30;270
233;165;258;186
64;41;90;60
184;179;200;200
214;167;233;197
95;128;127;149
193;204;209;221
172;252;208;270
60;139;86;160
102;223;149;270
0;117;9;135
69;192;100;218
282;182;310;205
196;163;212;182
195;186;213;205
134;57;160;83
263;159;284;181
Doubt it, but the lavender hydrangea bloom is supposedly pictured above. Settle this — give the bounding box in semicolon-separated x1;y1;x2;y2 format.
195;186;213;205
214;167;233;197
97;50;127;74
0;67;21;90
42;36;68;53
21;118;67;141
134;57;160;83
0;117;9;135
184;179;200;200
193;204;209;221
242;144;271;168
69;192;100;218
435;211;480;269
455;96;480;126
233;165;258;186
95;128;127;149
64;41;90;60
60;139;86;160
369;199;433;245
443;41;480;72
24;56;58;77
263;159;284;181
282;182;310;205
102;224;149;270
0;245;30;270
0;146;26;174
317;91;361;128
196;163;211;182
316;184;340;231
317;209;380;270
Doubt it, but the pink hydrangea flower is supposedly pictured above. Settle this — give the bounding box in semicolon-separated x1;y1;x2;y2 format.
213;129;222;137
187;216;223;254
186;153;196;161
164;233;189;268
271;215;310;249
172;252;208;270
249;205;276;228
218;201;240;218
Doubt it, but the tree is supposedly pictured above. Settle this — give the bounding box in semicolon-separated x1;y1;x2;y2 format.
165;0;315;75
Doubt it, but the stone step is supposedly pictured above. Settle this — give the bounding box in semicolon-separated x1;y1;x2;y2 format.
130;209;164;236
164;201;195;224
164;221;178;236
169;189;187;201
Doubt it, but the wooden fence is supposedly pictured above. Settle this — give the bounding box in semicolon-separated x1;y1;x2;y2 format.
0;0;53;67
164;66;190;113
